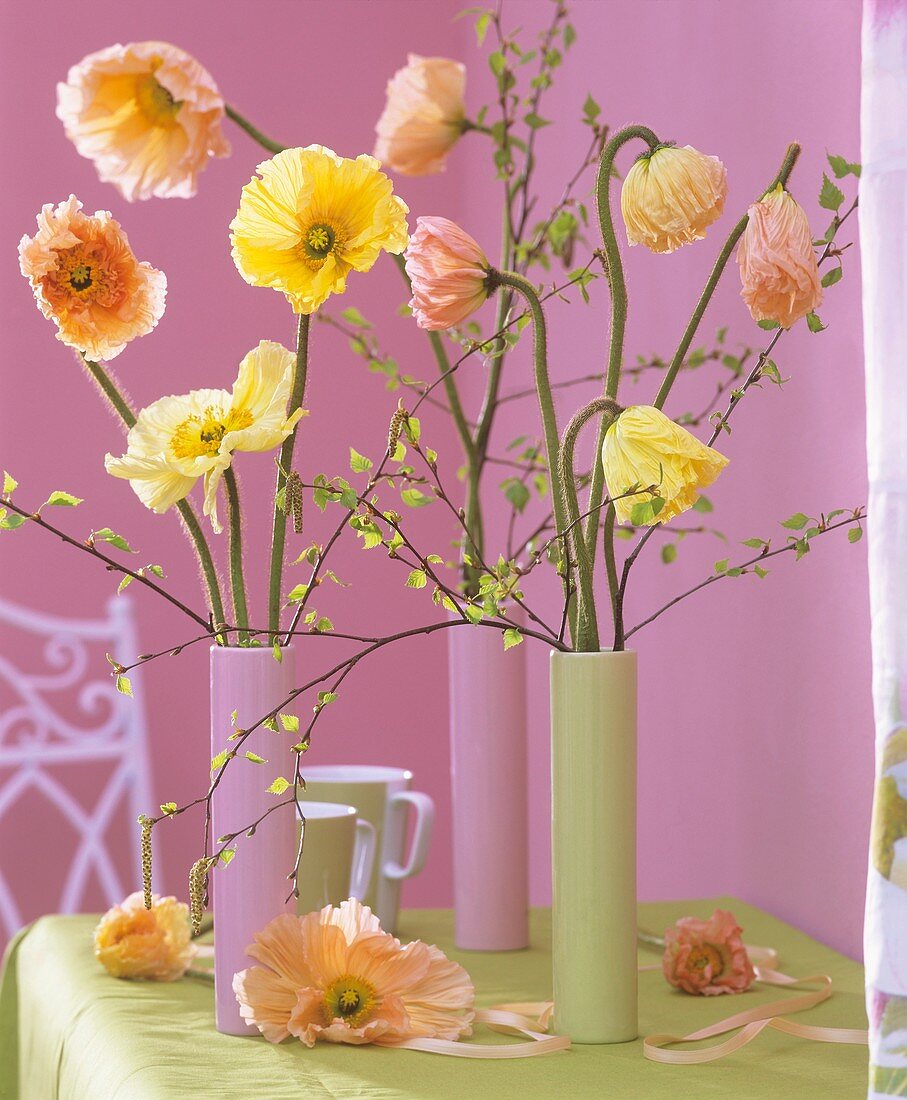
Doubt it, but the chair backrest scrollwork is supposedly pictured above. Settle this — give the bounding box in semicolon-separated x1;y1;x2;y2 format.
0;595;152;940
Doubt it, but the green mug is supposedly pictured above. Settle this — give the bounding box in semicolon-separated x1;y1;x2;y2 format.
296;801;376;916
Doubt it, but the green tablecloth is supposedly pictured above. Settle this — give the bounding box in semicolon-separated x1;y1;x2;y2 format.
0;897;868;1099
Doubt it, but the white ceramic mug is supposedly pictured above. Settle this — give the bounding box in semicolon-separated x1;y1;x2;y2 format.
301;766;434;933
295;801;376;916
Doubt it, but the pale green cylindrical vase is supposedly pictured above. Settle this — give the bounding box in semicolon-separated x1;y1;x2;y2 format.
550;649;637;1044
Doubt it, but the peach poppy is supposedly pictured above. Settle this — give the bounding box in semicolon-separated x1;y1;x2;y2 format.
94;892;196;981
57;42;230;202
621;144;727;254
18;195;166;362
233;898;475;1046
662;908;755;996
405;216;489;330
737;184;822;329
375;55;466;176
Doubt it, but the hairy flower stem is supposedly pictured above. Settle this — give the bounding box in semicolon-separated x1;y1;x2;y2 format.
559;399;623;651
80;356;227;641
223;468;250;643
653;142;802;411
224;105;287;155
269;314;310;636
584;125;662;638
488;269;572;632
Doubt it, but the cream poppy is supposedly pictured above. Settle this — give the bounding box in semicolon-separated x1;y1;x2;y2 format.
105;341;303;531
94;892;196;981
621;144;727;254
57;42;230;202
602;405;729;525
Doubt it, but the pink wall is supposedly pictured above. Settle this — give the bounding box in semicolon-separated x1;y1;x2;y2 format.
0;0;870;958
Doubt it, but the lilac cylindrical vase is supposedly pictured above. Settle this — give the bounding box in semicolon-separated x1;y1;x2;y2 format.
210;645;297;1034
448;623;529;950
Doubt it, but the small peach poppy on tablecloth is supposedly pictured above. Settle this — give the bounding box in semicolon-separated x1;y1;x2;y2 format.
18;195;166;362
737;184;822;329
405;216;490;330
233;898;475;1046
56;42;230;202
94;892;196;981
374;55;467;176
620;144;728;254
662;909;756;996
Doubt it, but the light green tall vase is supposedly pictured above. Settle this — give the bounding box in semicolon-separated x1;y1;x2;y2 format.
550;649;637;1043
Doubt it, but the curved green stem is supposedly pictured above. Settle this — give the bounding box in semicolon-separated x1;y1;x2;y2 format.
269;315;310;635
603;505;621;650
225;105;286;155
80;356;226;640
582;125;661;604
653;142;801;410
223;467;250;643
490;269;573;632
559;398;622;651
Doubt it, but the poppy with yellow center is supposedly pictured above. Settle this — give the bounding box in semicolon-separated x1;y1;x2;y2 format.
233;898;474;1047
56;41;230;202
105;340;304;532
18;195;166;362
230;145;409;314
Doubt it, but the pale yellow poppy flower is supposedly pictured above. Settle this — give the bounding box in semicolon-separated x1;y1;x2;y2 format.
602;405;729;525
105;341;303;531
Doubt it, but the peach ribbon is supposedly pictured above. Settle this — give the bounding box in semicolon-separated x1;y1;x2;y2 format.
642;943;868;1065
391;1003;571;1058
390;942;867;1062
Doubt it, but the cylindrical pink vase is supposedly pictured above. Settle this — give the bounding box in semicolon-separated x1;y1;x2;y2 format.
210;645;298;1035
448;623;529;950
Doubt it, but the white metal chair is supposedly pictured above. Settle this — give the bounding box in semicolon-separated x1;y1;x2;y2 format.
0;595;151;940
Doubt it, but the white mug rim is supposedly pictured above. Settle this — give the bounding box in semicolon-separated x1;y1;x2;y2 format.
302;765;413;784
302;800;358;819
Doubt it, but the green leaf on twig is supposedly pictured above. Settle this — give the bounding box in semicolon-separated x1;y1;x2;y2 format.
93;527;136;553
45;491;82;507
503;628;523;650
827;153;861;180
819;174;844;211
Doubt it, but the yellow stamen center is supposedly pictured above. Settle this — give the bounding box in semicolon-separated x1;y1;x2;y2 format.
52;245;110;302
300;222;342;267
135;68;182;127
687;943;724;976
322;974;376;1028
171;406;253;460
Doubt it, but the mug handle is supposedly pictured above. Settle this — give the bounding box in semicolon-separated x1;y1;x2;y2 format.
384;791;435;881
349;819;377;900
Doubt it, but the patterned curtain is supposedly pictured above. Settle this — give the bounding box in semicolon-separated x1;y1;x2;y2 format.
863;1;907;1095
